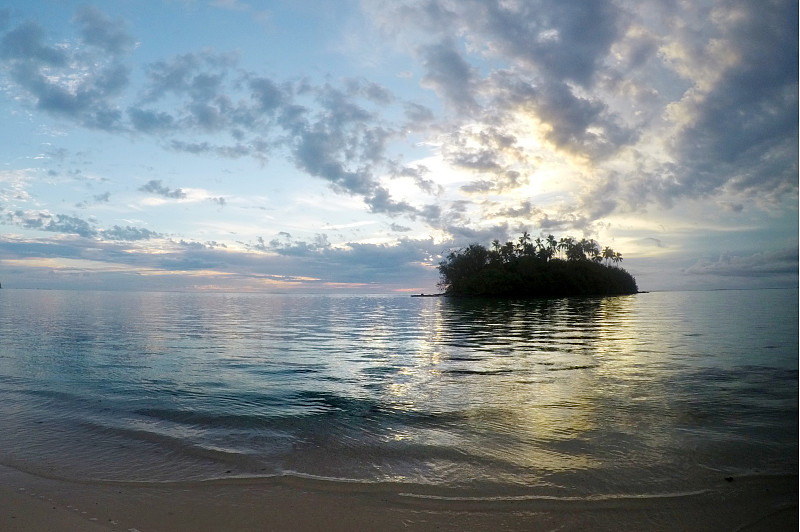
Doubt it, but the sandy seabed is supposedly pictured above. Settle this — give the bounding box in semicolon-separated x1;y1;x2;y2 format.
1;464;796;531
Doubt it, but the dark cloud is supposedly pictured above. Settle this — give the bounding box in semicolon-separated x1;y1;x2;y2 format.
419;40;478;114
0;21;67;65
248;76;286;112
438;221;512;249
684;248;799;278
460;173;520;194
390;164;441;195
232;233;443;287
4;208;162;242
2;1;796;254
76;191;111;209
390;223;411;232
39;214;96;237
417;203;442;226
527;79;635;159
261;233;331;257
493;201;541;219
139;51;238;102
101;225;161;241
130;51;427;214
440;126;531;193
669;0;798;203
0;11;132;130
475;0;623;86
370;0;795;231
139;179;187;199
0;7;439;220
365;186;418;216
72;5;134;55
403;102;435;128
94;192;111;203
128;107;175;132
271;236;440;285
376;0;623;86
345;77;394;104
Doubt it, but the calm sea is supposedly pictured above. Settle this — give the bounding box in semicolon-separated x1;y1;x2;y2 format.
0;288;796;499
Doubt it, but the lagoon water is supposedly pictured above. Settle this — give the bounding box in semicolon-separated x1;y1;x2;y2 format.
0;288;796;500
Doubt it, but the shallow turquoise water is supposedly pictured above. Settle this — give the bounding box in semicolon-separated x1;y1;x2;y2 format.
0;288;796;498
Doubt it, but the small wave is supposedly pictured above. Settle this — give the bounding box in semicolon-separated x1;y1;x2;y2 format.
396;489;713;502
442;369;514;375
134;407;293;428
547;364;599;371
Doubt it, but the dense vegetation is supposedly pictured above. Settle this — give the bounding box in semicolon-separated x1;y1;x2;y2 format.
438;232;638;298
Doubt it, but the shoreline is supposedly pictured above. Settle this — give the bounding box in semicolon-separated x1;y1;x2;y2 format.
1;464;796;531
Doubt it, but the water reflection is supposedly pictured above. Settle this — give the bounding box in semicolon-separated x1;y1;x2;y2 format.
417;297;617;479
0;289;796;493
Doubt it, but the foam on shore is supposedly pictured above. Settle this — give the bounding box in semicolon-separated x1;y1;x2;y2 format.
1;464;796;531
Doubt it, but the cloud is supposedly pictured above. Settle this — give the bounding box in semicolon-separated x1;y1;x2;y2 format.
236;232;442;286
254;232;332;257
1;1;796;256
370;0;623;86
519;79;636;159
0;11;132;130
389;164;441;195
666;0;798;204
0;169;33;203
100;225;161;241
475;0;623;86
139;179;187;199
36;213;96;237
4;209;161;242
684;248;799;278
210;0;251;12
128;49;428;215
390;223;411;232
345;77;394;104
0;21;67;66
72;5;135;55
128;107;175;132
75;191;111;209
365;0;796;235
419;40;478;115
248;76;287;113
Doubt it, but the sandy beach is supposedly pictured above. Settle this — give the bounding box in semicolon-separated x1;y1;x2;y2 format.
1;464;796;531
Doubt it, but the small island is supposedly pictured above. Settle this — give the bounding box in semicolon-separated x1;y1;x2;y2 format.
437;232;638;298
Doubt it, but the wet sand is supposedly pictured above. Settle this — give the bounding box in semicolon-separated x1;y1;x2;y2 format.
1;464;796;531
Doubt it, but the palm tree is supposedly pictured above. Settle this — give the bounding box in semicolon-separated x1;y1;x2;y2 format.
612;252;623;266
565;239;584;261
518;231;532;256
501;241;516;263
578;239;600;262
490;239;502;263
602;246;615;266
546;234;557;253
558;237;574;259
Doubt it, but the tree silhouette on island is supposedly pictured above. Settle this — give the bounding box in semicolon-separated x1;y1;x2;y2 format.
437;233;638;298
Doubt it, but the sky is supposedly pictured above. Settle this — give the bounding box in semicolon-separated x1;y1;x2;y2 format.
0;0;797;293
